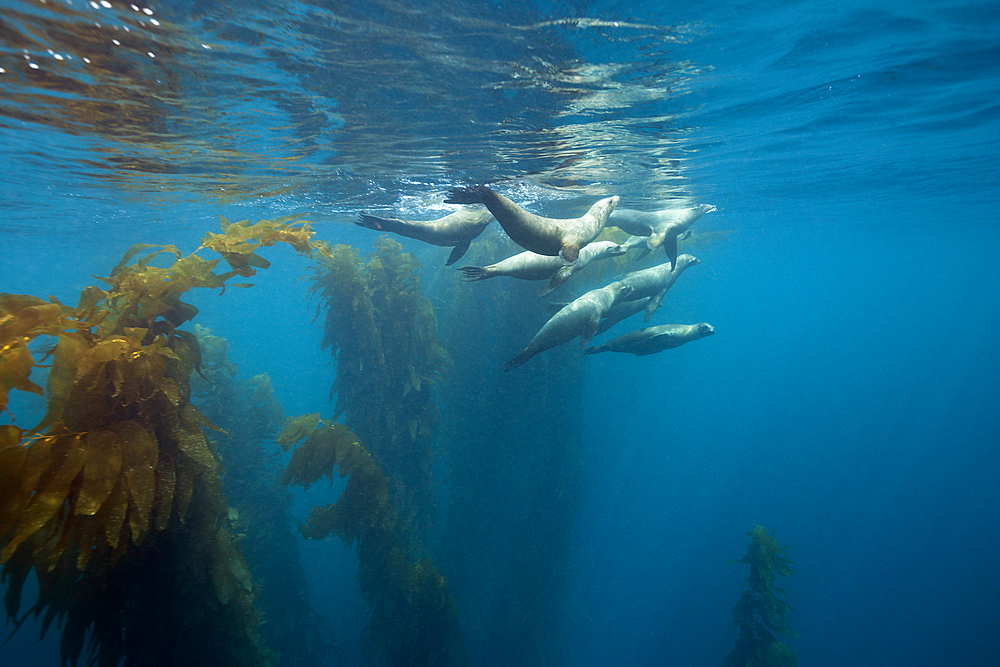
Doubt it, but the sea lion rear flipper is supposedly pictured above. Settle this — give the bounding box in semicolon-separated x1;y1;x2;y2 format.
458;266;489;282
446;241;471;266
582;343;606;355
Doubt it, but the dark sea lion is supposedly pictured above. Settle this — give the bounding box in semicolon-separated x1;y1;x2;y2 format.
356;206;494;265
609;204;715;267
505;281;633;371
445;185;619;264
460;240;624;296
584;323;715;356
618;254;700;321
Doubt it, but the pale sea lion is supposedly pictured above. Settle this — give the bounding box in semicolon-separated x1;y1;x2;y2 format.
594;297;652;337
584;323;715;356
609;204;715;267
618;254;700;321
356;207;494;265
460;241;625;296
505;280;633;371
445;185;619;264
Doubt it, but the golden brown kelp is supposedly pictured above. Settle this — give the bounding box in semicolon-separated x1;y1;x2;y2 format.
191;326;340;667
722;526;799;667
308;236;449;552
279;419;466;667
0;216;325;667
428;236;584;667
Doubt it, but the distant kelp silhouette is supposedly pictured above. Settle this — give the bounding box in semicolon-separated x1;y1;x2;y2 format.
722;526;799;667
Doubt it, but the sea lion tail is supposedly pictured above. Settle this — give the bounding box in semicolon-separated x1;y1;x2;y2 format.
445;186;489;205
458;266;490;281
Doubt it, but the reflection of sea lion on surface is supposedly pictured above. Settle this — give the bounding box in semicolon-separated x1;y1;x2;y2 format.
584;323;715;356
445;185;618;264
609;204;715;266
505;281;633;371
356;207;494;265
460;240;625;296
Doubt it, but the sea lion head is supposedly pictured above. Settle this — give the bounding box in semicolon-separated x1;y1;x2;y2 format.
692;322;715;339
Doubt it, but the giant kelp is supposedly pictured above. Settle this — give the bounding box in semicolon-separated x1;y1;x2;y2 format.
306;237;465;665
0;216;326;667
191;325;339;667
722;526;799;667
308;236;449;552
279;418;465;667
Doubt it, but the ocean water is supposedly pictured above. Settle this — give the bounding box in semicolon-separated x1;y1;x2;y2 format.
1;1;998;666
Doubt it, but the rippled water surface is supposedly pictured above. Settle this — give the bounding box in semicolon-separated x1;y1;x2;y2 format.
2;1;999;666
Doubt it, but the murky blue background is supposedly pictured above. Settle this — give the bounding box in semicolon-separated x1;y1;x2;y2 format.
2;0;998;665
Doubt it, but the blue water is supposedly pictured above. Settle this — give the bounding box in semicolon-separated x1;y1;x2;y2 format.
2;0;999;666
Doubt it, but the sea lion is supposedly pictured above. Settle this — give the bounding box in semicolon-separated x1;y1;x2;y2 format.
584;323;715;356
460;240;625;296
618;254;700;321
594;297;652;337
505;280;633;371
609;204;715;267
445;185;619;264
356;207;494;265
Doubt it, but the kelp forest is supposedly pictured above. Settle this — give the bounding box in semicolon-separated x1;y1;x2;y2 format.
0;219;796;667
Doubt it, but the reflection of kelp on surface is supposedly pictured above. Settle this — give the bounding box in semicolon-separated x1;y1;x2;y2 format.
191;326;340;667
308;236;449;550
279;418;465;667
722;526;799;667
0;217;325;666
429;236;584;667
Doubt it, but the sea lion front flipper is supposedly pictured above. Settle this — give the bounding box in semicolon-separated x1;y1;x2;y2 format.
445;186;490;206
539;266;572;297
663;236;679;268
647;231;666;250
559;242;580;265
357;213;394;231
644;289;667;321
579;313;601;348
446;241;471;266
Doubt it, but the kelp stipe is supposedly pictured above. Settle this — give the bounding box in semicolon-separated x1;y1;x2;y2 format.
306;237;465;665
191;326;340;667
279;418;466;667
0;216;326;667
722;525;799;667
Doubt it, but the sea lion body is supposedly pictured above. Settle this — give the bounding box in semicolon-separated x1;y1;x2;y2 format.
446;185;619;264
356;207;494;265
461;241;624;296
618;254;700;321
584;323;715;356
609;204;715;266
594;297;652;337
505;281;633;370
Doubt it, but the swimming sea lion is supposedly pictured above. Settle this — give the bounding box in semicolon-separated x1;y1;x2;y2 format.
594;297;652;337
584;323;715;356
609;204;715;267
505;280;633;371
460;241;625;296
356;207;494;265
445;185;619;264
618;254;700;321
